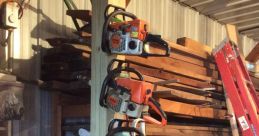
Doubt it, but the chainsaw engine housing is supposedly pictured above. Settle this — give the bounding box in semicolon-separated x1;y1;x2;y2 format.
106;86;145;118
108;19;147;55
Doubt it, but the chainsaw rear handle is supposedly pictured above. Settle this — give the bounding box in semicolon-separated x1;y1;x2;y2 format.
100;67;144;107
106;127;144;136
107;59;130;73
108;119;129;132
143;34;170;57
102;9;138;53
107;119;144;136
143;98;167;126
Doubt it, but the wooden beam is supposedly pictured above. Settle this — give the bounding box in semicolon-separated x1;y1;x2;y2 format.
177;37;212;55
91;1;126;136
90;0;109;136
167;40;214;61
225;95;240;136
136;74;225;100
130;63;220;89
126;56;222;85
226;24;240;47
154;90;226;108
157;98;227;119
246;43;259;63
171;51;217;70
146;124;231;136
149;45;217;70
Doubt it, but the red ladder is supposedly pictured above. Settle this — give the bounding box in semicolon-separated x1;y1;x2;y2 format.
213;40;259;136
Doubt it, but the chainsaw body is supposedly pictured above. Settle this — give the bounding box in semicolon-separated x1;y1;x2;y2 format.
106;78;153;118
100;59;167;126
102;4;170;57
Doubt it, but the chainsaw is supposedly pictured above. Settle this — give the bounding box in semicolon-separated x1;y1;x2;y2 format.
101;4;170;57
100;59;167;126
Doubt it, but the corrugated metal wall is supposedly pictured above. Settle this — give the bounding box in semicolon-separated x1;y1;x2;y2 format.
12;0;92;136
126;0;257;56
11;0;256;136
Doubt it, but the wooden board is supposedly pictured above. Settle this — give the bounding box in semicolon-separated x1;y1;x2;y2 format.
167;40;214;61
66;10;92;22
177;37;212;55
149;45;216;70
146;124;231;136
126;56;222;85
171;51;217;70
131;74;224;99
226;24;240;46
246;43;259;63
154;90;226;108
158;98;227;119
62;104;91;118
130;63;222;90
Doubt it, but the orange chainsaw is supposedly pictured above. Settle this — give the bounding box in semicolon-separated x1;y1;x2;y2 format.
100;59;167;126
101;4;170;57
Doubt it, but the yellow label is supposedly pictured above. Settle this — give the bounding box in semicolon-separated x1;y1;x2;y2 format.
131;32;138;38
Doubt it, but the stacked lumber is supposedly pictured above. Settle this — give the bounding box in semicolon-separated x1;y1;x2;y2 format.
146;124;231;136
40;40;91;95
126;37;231;135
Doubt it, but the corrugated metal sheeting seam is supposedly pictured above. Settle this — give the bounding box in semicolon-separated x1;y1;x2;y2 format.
12;0;256;136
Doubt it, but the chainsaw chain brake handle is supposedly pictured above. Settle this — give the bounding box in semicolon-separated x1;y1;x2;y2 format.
100;67;143;107
102;4;138;53
143;97;167;126
143;34;170;57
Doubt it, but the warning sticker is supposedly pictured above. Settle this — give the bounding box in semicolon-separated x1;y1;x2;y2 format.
238;116;250;131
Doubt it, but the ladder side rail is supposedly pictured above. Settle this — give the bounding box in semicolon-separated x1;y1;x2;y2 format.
214;49;255;136
235;51;259;108
223;43;259;133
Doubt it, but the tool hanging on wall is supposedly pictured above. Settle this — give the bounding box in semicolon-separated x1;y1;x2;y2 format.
101;4;170;57
0;0;28;47
100;59;167;127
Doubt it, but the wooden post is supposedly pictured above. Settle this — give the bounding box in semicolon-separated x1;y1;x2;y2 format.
225;93;240;136
90;0;127;136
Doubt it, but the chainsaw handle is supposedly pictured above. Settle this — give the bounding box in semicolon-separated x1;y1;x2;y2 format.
107;59;130;73
142;34;170;57
102;8;138;53
104;4;126;19
143;98;167;126
106;127;144;136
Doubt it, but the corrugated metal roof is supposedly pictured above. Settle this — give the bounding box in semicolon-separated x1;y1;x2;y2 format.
176;0;259;42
